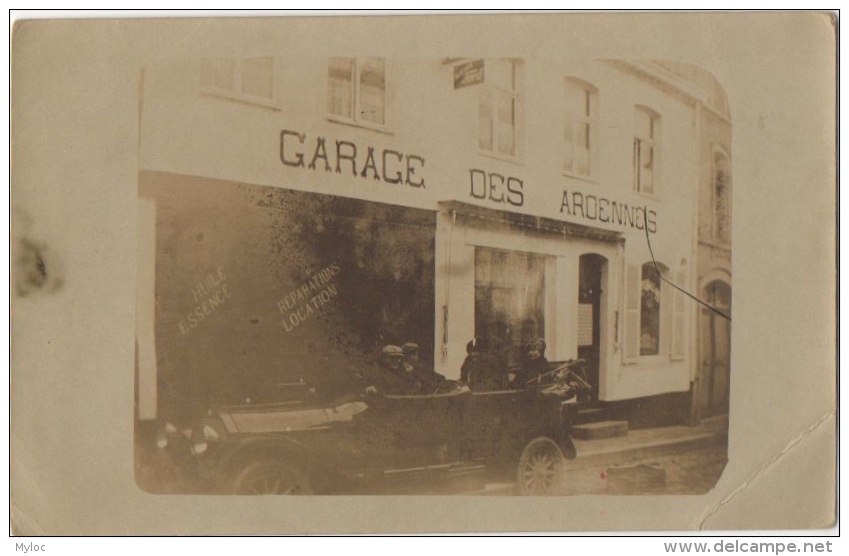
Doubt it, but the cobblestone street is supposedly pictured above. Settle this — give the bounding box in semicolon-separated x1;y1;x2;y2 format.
555;444;728;496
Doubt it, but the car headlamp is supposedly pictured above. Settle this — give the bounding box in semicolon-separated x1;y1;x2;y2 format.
190;420;225;456
202;424;220;443
155;422;179;450
191;438;208;456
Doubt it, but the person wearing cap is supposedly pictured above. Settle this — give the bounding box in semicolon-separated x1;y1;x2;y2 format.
401;342;420;370
361;344;422;395
402;342;446;394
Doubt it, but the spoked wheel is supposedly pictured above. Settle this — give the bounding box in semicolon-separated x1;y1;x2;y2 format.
516;437;565;495
231;459;313;495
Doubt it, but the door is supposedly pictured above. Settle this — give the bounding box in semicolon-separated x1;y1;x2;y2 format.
698;281;731;415
577;254;606;401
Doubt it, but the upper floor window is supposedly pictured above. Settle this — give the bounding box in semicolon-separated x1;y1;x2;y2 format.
328;57;386;126
634;107;661;195
478;59;523;158
201;57;276;106
564;78;598;178
713;149;732;244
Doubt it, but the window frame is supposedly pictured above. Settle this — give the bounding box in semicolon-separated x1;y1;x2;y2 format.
563;77;599;181
473;246;546;367
711;146;732;245
478;59;524;162
634;261;673;362
633;106;661;197
326;57;390;132
199;57;280;110
639;262;663;357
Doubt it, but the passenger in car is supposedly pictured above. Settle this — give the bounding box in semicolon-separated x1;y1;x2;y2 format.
461;337;509;392
515;338;550;387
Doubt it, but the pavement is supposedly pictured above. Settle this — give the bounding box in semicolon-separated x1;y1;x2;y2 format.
568;414;728;469
480;414;729;495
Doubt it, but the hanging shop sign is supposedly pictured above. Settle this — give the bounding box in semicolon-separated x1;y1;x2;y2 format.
454;59;485;89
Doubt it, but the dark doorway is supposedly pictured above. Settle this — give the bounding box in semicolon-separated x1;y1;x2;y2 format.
578;254;606;401
698;280;731;415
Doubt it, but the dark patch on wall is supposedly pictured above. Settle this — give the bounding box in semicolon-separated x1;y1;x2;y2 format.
141;172;436;422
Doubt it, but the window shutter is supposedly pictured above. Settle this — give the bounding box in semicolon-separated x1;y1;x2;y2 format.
622;262;640;364
633;139;640;191
659;271;672;354
670;270;687;361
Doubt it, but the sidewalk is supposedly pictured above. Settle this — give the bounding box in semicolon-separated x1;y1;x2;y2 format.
479;415;728;495
567;414;728;470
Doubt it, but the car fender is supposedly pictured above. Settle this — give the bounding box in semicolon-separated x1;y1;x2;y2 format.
209;434;323;485
559;435;577;460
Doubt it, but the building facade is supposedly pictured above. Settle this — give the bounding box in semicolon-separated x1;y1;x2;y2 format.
136;56;731;423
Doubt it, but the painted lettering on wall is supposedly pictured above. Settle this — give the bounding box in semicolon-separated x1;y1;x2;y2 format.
559;190;657;233
469;169;524;207
278;262;342;332
280;130;425;188
179;267;232;335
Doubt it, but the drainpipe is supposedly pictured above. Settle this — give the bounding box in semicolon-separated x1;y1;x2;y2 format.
441;209;457;362
688;100;703;426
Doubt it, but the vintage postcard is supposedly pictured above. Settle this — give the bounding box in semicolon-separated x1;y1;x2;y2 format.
135;55;731;498
10;12;836;534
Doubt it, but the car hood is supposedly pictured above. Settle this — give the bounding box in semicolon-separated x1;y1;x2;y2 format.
213;400;369;434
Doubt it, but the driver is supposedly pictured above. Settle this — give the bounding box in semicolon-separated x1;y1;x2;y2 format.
402;342;447;394
362;345;422;395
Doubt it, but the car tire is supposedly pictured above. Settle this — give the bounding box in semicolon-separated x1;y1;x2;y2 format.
230;459;313;495
516;437;565;495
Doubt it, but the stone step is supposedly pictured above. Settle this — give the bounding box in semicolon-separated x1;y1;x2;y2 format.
571;420;629;440
572;406;610;425
567;429;727;469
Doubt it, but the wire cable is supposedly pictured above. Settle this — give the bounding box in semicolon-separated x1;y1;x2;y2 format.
643;208;731;321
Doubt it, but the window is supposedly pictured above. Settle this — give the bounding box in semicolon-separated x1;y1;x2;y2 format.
713;150;732;244
640;263;662;356
327;57;386;126
564;79;597;178
201;57;275;106
479;59;522;158
474;247;545;366
634;107;660;195
624;261;675;363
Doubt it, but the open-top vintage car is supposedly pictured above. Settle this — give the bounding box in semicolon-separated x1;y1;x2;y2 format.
155;360;590;495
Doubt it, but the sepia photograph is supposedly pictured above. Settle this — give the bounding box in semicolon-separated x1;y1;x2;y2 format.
9;12;835;535
134;56;732;497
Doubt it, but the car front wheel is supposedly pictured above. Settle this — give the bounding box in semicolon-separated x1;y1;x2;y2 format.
231;459;313;495
516;437;565;495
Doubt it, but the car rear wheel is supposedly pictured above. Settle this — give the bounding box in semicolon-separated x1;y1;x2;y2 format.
516;437;565;495
231;459;313;495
